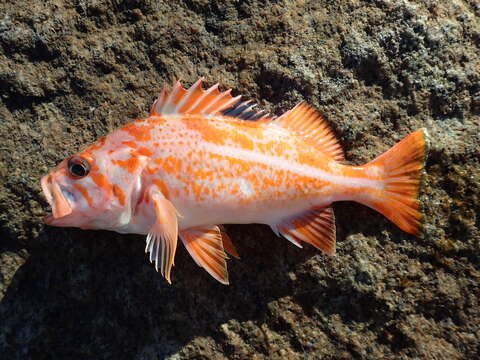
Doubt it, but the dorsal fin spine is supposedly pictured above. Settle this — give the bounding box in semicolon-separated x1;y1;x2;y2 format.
174;78;202;113
150;89;167;116
221;95;242;112
163;81;181;113
185;83;219;113
201;87;229;114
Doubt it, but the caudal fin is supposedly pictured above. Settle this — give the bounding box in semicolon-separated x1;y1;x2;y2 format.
363;129;428;236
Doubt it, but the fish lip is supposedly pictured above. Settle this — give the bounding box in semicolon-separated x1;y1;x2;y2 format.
40;174;73;222
41;176;54;225
41;175;53;205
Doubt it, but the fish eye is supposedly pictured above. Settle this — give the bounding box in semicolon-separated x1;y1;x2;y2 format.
68;157;91;178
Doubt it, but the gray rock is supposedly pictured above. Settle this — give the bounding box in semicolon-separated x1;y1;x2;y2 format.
0;0;478;358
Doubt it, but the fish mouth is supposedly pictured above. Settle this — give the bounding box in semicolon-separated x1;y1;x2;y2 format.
41;175;73;224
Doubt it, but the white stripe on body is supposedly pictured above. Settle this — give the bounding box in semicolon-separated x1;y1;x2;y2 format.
204;143;383;190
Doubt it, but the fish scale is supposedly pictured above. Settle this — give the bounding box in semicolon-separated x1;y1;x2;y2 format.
41;78;427;284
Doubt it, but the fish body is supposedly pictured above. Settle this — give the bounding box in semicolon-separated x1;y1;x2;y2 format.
112;115;337;230
41;79;427;284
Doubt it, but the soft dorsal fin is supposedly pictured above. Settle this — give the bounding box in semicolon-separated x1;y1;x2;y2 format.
150;78;270;120
274;206;336;255
276;102;344;161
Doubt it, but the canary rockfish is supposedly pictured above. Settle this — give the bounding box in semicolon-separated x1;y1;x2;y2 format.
41;79;428;284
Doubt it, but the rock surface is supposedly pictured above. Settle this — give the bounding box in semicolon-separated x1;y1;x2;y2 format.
0;0;479;359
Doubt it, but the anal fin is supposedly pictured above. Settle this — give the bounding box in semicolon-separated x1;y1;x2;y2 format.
180;225;230;284
276;207;336;255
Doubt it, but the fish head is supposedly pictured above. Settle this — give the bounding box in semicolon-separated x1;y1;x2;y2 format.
41;144;146;230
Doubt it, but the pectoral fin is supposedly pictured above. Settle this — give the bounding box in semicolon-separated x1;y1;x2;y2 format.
180;225;230;285
145;190;179;284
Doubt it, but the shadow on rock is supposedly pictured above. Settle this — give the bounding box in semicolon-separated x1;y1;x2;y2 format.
1;214;403;358
0;224;308;358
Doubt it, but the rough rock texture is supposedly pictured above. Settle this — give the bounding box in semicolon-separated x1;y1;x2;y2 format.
0;0;479;359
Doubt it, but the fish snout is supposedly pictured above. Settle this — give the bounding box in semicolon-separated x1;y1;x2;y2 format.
41;174;73;221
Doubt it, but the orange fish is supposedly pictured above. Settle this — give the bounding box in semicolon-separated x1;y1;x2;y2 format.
41;79;428;284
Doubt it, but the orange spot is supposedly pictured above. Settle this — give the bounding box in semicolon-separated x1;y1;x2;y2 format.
112;184;126;206
90;172;112;193
153;179;170;198
181;116;259;150
112;156;142;173
190;181;203;200
259;139;293;159
190;168;214;182
73;183;94;206
230;185;239;195
136;147;153;157
120;122;153;142
203;187;211;197
297;147;321;168
122;141;138;149
146;166;158;175
87;136;107;151
208;153;252;175
75;152;95;164
147;116;166;125
155;156;183;175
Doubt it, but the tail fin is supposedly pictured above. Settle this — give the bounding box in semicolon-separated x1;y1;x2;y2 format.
363;129;428;236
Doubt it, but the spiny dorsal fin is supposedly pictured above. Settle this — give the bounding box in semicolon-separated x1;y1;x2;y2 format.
221;99;270;121
150;78;270;121
276;102;344;161
275;206;336;255
180;225;230;285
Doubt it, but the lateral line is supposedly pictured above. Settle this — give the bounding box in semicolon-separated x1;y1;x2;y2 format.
205;144;381;189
